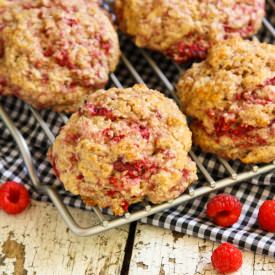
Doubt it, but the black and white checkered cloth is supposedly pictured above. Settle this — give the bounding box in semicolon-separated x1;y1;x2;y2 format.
0;1;274;257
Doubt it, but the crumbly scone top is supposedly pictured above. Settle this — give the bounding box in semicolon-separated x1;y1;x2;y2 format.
49;84;197;215
177;38;275;162
178;38;275;128
0;0;120;112
115;0;264;62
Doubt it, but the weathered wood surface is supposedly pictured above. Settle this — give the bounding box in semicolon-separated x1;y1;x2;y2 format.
129;224;275;275
0;201;274;275
0;200;128;275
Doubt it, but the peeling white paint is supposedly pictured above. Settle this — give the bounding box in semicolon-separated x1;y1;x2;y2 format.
129;224;275;275
0;201;128;275
0;202;274;275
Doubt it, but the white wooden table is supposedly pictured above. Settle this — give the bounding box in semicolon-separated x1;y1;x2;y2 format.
0;200;274;275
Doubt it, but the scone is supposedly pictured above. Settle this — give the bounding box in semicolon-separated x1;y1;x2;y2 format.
0;0;120;112
177;38;275;164
48;84;197;215
115;0;265;63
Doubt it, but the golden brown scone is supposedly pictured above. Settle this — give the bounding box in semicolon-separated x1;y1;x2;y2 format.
177;38;275;164
0;0;120;112
48;84;197;215
115;0;265;63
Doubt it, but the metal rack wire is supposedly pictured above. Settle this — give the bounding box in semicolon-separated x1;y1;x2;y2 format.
0;3;274;236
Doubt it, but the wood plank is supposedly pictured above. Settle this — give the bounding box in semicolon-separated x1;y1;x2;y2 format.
0;200;129;275
129;223;275;275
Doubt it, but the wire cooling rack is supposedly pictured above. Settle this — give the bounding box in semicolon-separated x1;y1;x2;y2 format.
0;2;275;236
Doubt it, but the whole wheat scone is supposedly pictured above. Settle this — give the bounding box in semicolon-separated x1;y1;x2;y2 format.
48;84;197;215
0;0;120;112
177;38;275;164
115;0;265;63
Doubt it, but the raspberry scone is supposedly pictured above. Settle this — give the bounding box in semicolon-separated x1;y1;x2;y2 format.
48;84;197;215
115;0;265;63
177;38;275;164
0;0;120;112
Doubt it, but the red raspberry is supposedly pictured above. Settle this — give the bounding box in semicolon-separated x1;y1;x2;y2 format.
0;181;30;215
207;194;242;227
211;243;243;273
258;200;275;232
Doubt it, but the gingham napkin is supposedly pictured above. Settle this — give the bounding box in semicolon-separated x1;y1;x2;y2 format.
0;1;274;257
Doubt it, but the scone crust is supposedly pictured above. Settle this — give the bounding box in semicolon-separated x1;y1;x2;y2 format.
177;38;275;163
0;0;120;112
115;0;265;63
48;84;197;215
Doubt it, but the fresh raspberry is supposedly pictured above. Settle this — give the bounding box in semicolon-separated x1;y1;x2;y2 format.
258;200;275;232
207;194;242;227
0;181;30;215
211;243;243;273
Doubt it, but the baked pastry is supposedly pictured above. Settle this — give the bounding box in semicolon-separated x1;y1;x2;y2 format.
0;0;120;112
115;0;265;63
48;84;197;215
177;38;275;163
